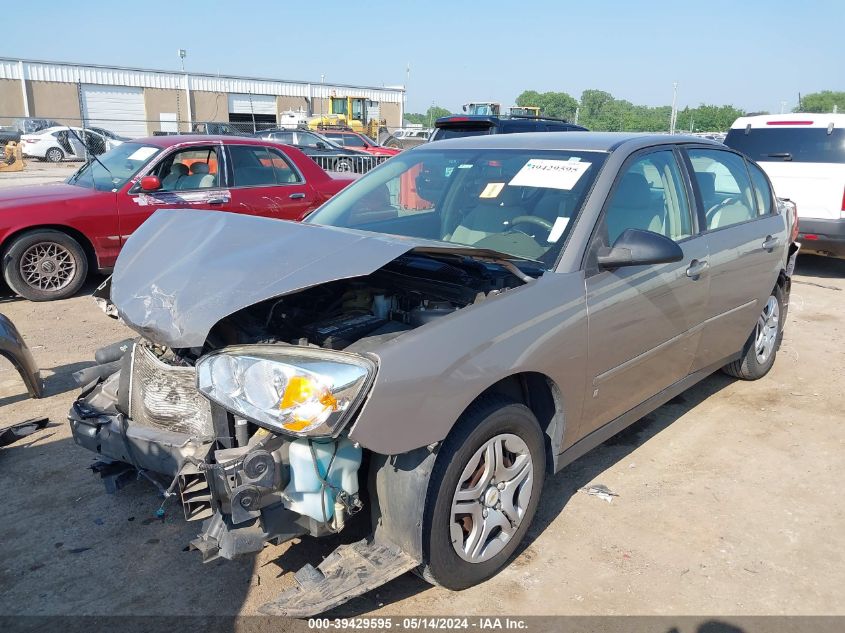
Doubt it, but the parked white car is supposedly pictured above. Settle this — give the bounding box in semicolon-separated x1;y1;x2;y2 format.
725;114;845;258
20;126;123;162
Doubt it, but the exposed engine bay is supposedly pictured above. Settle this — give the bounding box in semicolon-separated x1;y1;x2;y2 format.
192;252;529;360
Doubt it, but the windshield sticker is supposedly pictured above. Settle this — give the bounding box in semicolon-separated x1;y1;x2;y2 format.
444;167;455;177
457;164;473;169
547;217;570;243
479;182;505;199
509;159;592;190
127;147;158;161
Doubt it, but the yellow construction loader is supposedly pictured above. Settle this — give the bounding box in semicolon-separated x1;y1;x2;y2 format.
307;96;382;139
0;141;25;173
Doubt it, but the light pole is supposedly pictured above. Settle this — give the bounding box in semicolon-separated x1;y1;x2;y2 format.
320;74;325;120
178;48;186;72
669;81;678;135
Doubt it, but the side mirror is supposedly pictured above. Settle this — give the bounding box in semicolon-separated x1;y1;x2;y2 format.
139;175;161;192
316;141;327;150
597;228;683;269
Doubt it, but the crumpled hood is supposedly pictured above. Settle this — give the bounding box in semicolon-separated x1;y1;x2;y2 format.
112;209;504;348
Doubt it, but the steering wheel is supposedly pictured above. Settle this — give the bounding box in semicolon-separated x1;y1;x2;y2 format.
510;215;554;231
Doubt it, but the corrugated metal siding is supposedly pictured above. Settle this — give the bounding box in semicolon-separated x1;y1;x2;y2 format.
0;60;20;79
0;58;404;103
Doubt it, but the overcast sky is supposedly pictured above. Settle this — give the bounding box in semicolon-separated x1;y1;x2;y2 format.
3;0;843;114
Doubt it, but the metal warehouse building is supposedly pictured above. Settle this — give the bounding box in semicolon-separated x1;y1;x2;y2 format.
0;57;405;137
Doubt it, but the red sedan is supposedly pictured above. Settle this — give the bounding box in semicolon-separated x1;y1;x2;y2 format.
319;130;400;156
0;135;355;301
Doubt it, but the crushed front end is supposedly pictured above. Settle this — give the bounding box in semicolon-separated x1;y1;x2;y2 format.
69;339;372;562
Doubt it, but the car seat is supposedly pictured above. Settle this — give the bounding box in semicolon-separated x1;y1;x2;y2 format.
605;172;664;244
447;185;529;245
161;162;189;190
179;162;215;189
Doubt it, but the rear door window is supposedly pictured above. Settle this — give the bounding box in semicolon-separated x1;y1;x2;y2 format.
687;149;756;230
229;145;302;186
725;127;845;163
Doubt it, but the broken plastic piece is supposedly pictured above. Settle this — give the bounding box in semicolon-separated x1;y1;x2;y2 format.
258;538;417;617
579;483;619;503
0;417;49;447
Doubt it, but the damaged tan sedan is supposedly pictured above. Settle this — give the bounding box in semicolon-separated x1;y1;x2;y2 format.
69;133;798;615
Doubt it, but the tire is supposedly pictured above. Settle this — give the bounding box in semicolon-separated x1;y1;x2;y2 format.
334;158;353;172
3;230;89;301
418;395;546;590
722;285;784;380
45;147;64;163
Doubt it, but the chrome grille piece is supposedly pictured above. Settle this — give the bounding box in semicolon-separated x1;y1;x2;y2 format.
128;344;214;439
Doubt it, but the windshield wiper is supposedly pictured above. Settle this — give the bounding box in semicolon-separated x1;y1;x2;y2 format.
66;127;115;185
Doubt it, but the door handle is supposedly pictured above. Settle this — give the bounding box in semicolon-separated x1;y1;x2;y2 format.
289;192;306;200
686;259;709;279
761;235;780;250
207;196;228;205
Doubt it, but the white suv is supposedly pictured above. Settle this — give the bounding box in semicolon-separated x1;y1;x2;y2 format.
725;114;845;258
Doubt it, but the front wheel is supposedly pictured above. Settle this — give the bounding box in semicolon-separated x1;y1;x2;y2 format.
418;396;546;590
722;286;783;380
3;230;89;301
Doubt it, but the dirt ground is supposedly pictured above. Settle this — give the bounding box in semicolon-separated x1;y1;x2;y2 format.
0;178;842;615
0;161;79;188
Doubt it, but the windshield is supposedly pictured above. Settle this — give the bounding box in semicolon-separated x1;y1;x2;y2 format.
306;148;606;268
725;127;845;163
69;142;161;191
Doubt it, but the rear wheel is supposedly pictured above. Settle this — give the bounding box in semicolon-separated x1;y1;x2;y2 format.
45;147;64;163
3;230;89;301
722;286;783;380
418;396;545;590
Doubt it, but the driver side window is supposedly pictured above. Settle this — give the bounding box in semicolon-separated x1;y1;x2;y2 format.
604;151;692;245
156;147;220;191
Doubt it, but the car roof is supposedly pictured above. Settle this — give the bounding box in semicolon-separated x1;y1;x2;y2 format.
423;131;722;153
125;135;276;148
730;113;845;129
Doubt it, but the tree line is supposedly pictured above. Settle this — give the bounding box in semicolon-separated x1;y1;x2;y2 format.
404;91;844;132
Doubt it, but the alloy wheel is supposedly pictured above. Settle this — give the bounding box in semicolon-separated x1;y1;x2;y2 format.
754;295;780;364
19;241;77;292
449;433;534;563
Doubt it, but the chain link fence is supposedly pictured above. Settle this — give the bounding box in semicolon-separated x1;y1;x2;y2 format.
0;115;390;173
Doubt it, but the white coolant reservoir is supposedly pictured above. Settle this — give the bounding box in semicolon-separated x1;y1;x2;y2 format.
284;437;362;522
